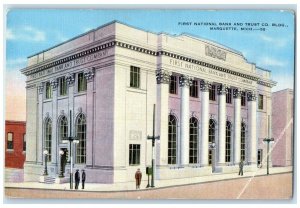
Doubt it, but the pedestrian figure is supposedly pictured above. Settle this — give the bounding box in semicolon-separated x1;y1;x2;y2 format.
238;160;244;176
82;169;86;189
135;168;142;189
75;169;80;189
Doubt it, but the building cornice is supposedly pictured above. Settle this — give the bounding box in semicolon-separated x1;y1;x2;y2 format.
21;40;275;88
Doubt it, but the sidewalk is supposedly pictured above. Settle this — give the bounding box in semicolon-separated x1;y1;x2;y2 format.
5;166;292;192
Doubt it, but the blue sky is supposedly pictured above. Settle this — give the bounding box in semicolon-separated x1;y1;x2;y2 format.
5;9;295;120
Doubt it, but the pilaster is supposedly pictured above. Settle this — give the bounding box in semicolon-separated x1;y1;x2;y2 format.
247;91;257;165
200;80;210;167
233;88;242;164
217;84;227;165
179;75;193;166
155;69;170;166
51;79;58;165
37;82;44;164
85;68;95;167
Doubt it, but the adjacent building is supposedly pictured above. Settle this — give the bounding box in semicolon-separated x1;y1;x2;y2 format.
5;120;26;169
21;21;276;183
272;89;293;167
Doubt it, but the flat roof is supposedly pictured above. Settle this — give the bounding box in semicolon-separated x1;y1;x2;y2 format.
28;20;244;59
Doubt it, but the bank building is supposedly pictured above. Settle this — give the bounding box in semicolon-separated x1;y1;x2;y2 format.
21;21;276;184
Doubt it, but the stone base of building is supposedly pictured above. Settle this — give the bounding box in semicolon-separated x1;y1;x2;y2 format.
24;162;265;184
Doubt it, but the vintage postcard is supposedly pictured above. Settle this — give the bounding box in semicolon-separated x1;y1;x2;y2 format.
4;7;295;200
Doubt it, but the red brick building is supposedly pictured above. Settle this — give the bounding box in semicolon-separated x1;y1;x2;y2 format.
5;120;26;169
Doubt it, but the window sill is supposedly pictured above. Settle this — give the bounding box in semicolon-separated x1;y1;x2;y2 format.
43;99;52;103
58;95;68;100
6;149;14;152
74;91;87;97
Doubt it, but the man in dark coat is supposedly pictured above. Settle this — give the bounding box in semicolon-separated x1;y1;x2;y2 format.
135;168;142;189
238;160;244;176
75;169;80;189
81;169;86;189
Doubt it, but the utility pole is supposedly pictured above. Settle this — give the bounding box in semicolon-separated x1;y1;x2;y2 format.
263;115;274;175
147;104;160;188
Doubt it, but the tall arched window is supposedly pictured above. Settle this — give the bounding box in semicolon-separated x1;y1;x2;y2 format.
241;122;246;161
225;121;232;162
59;116;68;142
168;115;177;165
76;114;86;164
208;119;216;165
189;117;198;164
45;118;52;162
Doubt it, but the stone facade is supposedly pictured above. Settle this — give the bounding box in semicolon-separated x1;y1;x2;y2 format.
21;21;276;183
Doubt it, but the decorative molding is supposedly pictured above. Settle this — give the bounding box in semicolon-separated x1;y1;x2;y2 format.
78;107;82;114
84;68;95;82
179;75;193;87
50;78;58;90
38;82;44;94
129;130;142;141
205;45;226;61
233;88;242;98
247;91;257;101
66;73;75;86
26;84;36;89
23;41;116;76
257;79;276;87
217;84;228;95
22;39;273;87
200;80;211;91
156;69;171;84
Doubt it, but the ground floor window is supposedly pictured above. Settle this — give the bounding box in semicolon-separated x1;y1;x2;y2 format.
129;144;140;165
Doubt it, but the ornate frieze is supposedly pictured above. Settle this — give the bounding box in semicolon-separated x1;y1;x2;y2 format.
233;88;243;98
205;45;227;61
22;38;274;88
179;75;193;87
200;80;211;91
217;84;228;95
66;73;75;86
84;68;95;81
50;79;58;90
156;69;171;84
247;91;257;101
38;83;44;94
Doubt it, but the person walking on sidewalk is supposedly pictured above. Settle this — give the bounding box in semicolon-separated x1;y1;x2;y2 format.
135;168;142;189
238;160;244;176
81;169;86;189
75;169;80;189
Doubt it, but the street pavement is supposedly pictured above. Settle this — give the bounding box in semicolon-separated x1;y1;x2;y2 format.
5;166;292;192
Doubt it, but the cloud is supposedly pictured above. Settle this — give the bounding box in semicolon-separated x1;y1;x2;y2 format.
6;26;46;42
257;56;287;67
5;69;26;121
83;27;93;33
272;74;294;92
6;58;27;71
258;34;288;48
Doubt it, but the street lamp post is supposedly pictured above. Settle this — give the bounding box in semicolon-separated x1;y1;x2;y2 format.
59;150;64;178
62;110;79;189
147;104;160;188
263;137;274;175
43;149;49;176
209;142;216;172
